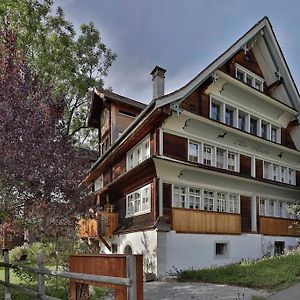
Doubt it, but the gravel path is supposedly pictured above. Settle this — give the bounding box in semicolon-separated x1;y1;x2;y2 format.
101;281;269;300
143;282;269;300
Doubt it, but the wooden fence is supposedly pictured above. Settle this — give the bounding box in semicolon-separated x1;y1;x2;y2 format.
0;249;142;300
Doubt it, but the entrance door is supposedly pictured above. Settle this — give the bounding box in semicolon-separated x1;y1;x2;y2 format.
240;196;252;232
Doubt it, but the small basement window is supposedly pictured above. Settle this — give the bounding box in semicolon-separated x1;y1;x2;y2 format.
215;242;228;258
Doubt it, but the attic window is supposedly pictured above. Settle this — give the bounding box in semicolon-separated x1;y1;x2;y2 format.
119;110;136;118
235;64;264;91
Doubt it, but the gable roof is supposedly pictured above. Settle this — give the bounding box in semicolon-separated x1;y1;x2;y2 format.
155;16;300;112
84;17;300;179
88;89;146;128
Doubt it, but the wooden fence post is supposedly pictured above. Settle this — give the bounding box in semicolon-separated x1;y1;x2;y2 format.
126;254;137;300
3;248;11;300
37;252;45;297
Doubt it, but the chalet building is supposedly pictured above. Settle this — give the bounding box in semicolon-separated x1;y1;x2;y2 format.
80;17;300;277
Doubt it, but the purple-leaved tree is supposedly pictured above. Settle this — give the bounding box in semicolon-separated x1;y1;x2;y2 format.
0;28;92;246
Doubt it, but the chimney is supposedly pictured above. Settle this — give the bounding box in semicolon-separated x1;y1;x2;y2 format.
151;66;166;99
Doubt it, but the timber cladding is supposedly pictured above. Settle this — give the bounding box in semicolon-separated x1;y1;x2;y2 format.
172;208;241;234
163;183;172;224
219;49;268;94
240;154;252;176
180;79;211;117
259;217;300;237
112;157;126;180
255;159;263;179
240;196;252;233
163;132;188;161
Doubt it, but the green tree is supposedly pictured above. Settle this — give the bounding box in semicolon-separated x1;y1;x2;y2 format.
0;0;116;148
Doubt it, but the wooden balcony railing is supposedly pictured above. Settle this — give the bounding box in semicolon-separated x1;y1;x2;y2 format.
78;212;118;239
172;208;241;234
259;217;300;237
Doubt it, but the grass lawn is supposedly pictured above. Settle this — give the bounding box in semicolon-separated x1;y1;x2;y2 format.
0;267;108;299
174;250;300;292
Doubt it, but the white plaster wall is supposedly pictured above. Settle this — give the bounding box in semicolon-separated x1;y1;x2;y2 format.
159;231;299;276
103;230;158;274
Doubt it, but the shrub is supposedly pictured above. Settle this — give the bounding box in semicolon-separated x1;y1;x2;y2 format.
9;246;29;263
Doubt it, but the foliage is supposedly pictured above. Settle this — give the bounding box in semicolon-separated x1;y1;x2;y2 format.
0;0;116;148
171;248;300;292
9;246;28;262
0;29;93;238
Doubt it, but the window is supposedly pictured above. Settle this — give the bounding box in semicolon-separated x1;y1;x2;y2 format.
229;194;239;213
263;161;296;185
172;185;240;214
235;64;264;91
215;242;228;256
126;135;150;170
259;199;266;216
217;192;226;212
281;167;287;183
203;145;213;166
274;241;285;256
203;190;214;211
173;186;186;208
211;101;221;121
268;200;275;216
227;152;237;171
288;169;295;185
189;141;200;163
261;122;268;139
216;148;226;168
189;187;201;209
94;175;103;191
273;165;280;181
236;69;244;81
271;126;278;142
225;107;234;126
238;112;246;131
278;201;285;218
254;79;263;91
250;117;257;135
126;184;151;217
188;140;239;173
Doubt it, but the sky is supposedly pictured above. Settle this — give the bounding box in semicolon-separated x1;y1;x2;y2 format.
54;0;300;104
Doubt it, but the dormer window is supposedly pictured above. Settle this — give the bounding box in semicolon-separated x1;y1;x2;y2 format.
235;64;264;91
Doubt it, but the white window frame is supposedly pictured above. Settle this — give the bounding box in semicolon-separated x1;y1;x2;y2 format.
235;63;264;91
94;175;104;191
172;185;240;214
210;99;222;122
209;94;281;143
263;160;296;185
126;135;150;170
126;184;151;218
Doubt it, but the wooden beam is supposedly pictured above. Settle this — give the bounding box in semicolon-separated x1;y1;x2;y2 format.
267;78;283;92
99;236;111;252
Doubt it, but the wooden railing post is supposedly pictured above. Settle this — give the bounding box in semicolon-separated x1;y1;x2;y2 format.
37;252;45;297
126;254;137;300
3;248;11;300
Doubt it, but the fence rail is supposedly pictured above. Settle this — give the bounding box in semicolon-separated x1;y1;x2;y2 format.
0;249;138;300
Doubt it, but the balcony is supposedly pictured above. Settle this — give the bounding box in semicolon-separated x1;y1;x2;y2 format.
171;208;241;234
259;216;300;237
78;211;118;239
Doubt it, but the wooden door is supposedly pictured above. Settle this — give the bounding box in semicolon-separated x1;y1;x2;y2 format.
240;196;251;232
